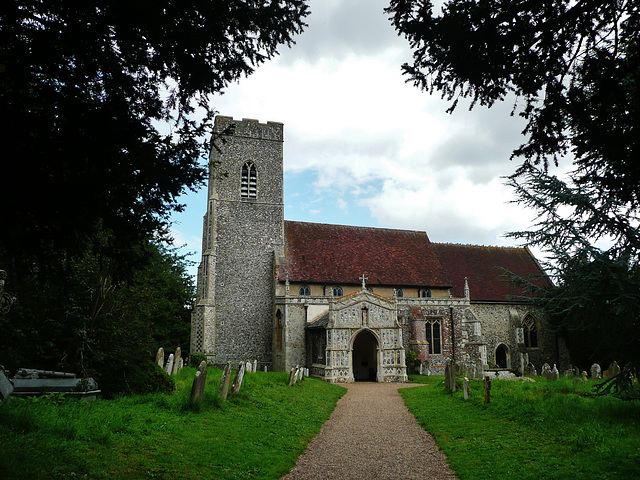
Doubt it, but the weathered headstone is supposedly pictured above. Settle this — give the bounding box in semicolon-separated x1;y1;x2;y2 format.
155;347;165;368
219;362;232;401
253;360;258;373
475;359;484;380
189;360;208;404
288;367;297;387
582;371;588;381
463;377;470;400
245;361;252;373
444;362;451;390
172;347;182;375
549;364;560;381
484;376;491;404
263;365;268;372
445;361;456;392
524;363;537;377
609;361;621;377
176;357;184;373
591;363;601;379
165;354;174;375
231;362;245;397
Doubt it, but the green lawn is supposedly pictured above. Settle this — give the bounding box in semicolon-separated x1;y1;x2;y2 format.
402;375;640;480
0;368;346;480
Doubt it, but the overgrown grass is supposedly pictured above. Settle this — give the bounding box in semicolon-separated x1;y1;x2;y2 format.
0;368;345;480
403;375;640;479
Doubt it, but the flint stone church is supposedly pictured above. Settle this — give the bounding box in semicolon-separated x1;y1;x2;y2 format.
190;116;566;382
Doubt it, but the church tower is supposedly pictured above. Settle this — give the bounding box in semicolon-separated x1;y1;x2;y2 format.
191;116;284;366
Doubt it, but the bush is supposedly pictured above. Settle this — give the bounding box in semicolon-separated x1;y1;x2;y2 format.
96;361;175;397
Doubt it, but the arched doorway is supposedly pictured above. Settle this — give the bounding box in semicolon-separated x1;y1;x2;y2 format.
352;330;378;381
495;344;509;368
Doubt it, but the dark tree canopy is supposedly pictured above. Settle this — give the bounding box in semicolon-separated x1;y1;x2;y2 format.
386;0;640;202
0;0;309;273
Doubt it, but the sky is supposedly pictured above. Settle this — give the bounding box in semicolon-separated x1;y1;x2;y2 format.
170;0;541;278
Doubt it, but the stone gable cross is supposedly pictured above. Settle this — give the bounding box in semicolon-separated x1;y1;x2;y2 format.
360;273;368;291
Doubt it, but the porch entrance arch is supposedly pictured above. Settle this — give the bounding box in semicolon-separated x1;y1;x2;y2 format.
352;330;378;381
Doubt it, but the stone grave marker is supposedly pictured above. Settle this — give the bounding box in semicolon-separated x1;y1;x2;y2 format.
463;377;470;400
176;357;184;373
165;354;174;376
475;359;484;379
591;363;601;379
263;366;268;372
288;367;297;387
245;361;252;373
155;347;164;368
189;360;208;404
549;364;560;381
582;371;588;381
444;362;451;390
172;347;182;375
219;362;232;401
524;363;536;377
483;376;491;404
609;361;621;377
253;360;258;373
231;362;246;397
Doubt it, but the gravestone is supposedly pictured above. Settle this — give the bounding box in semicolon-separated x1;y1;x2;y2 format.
219;362;232;401
475;359;484;379
245;361;252;373
483;376;491;404
231;362;245;397
444;362;451;390
0;368;14;401
189;360;208;404
541;363;551;378
524;363;537;377
176;357;184;374
263;366;268;372
582;371;588;381
463;377;470;400
172;347;182;375
549;364;560;381
253;360;258;373
165;354;174;375
609;361;621;377
591;363;601;379
155;347;164;368
288;367;297;387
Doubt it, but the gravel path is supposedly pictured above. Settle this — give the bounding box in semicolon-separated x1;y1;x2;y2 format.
282;382;458;479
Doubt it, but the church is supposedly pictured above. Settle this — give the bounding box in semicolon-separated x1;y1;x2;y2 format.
190;116;566;382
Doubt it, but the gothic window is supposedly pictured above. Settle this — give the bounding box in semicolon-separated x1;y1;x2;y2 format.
420;288;432;298
522;315;539;348
299;285;311;296
394;288;404;297
331;286;343;297
241;162;257;199
426;319;441;354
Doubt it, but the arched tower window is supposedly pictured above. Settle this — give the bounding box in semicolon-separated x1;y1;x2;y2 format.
241;162;257;199
522;315;539;348
426;319;441;354
275;309;283;350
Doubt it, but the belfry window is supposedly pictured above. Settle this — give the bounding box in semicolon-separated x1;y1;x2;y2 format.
241;162;257;198
522;315;539;348
299;285;311;296
426;319;442;354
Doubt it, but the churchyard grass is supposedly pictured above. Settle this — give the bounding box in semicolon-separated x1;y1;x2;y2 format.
0;367;345;479
403;375;640;479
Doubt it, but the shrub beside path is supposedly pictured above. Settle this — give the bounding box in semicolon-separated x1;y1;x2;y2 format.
282;382;458;479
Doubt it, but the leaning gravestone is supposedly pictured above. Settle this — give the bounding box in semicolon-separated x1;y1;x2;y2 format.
609;361;621;377
231;362;246;397
155;347;165;368
591;363;602;379
219;362;232;401
189;360;208;404
172;347;182;375
463;377;470;400
165;354;174;376
176;357;184;374
288;367;297;387
582;371;588;381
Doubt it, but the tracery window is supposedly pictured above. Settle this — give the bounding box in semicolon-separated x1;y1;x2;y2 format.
522;315;539;348
420;288;432;298
331;286;343;297
426;319;441;354
299;285;311;296
241;162;257;198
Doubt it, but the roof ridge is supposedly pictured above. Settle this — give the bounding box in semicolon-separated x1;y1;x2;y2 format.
285;219;429;236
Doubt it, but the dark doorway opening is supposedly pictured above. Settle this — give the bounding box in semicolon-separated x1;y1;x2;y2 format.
496;344;508;368
352;330;378;381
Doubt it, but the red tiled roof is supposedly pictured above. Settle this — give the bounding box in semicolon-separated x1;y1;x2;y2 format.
280;221;450;287
432;243;551;302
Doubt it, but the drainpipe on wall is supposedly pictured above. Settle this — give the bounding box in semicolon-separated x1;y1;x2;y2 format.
450;306;455;363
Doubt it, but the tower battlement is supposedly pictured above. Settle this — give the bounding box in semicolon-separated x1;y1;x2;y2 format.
215;116;283;142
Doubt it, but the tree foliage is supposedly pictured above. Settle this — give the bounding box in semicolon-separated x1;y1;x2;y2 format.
0;0;309;274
